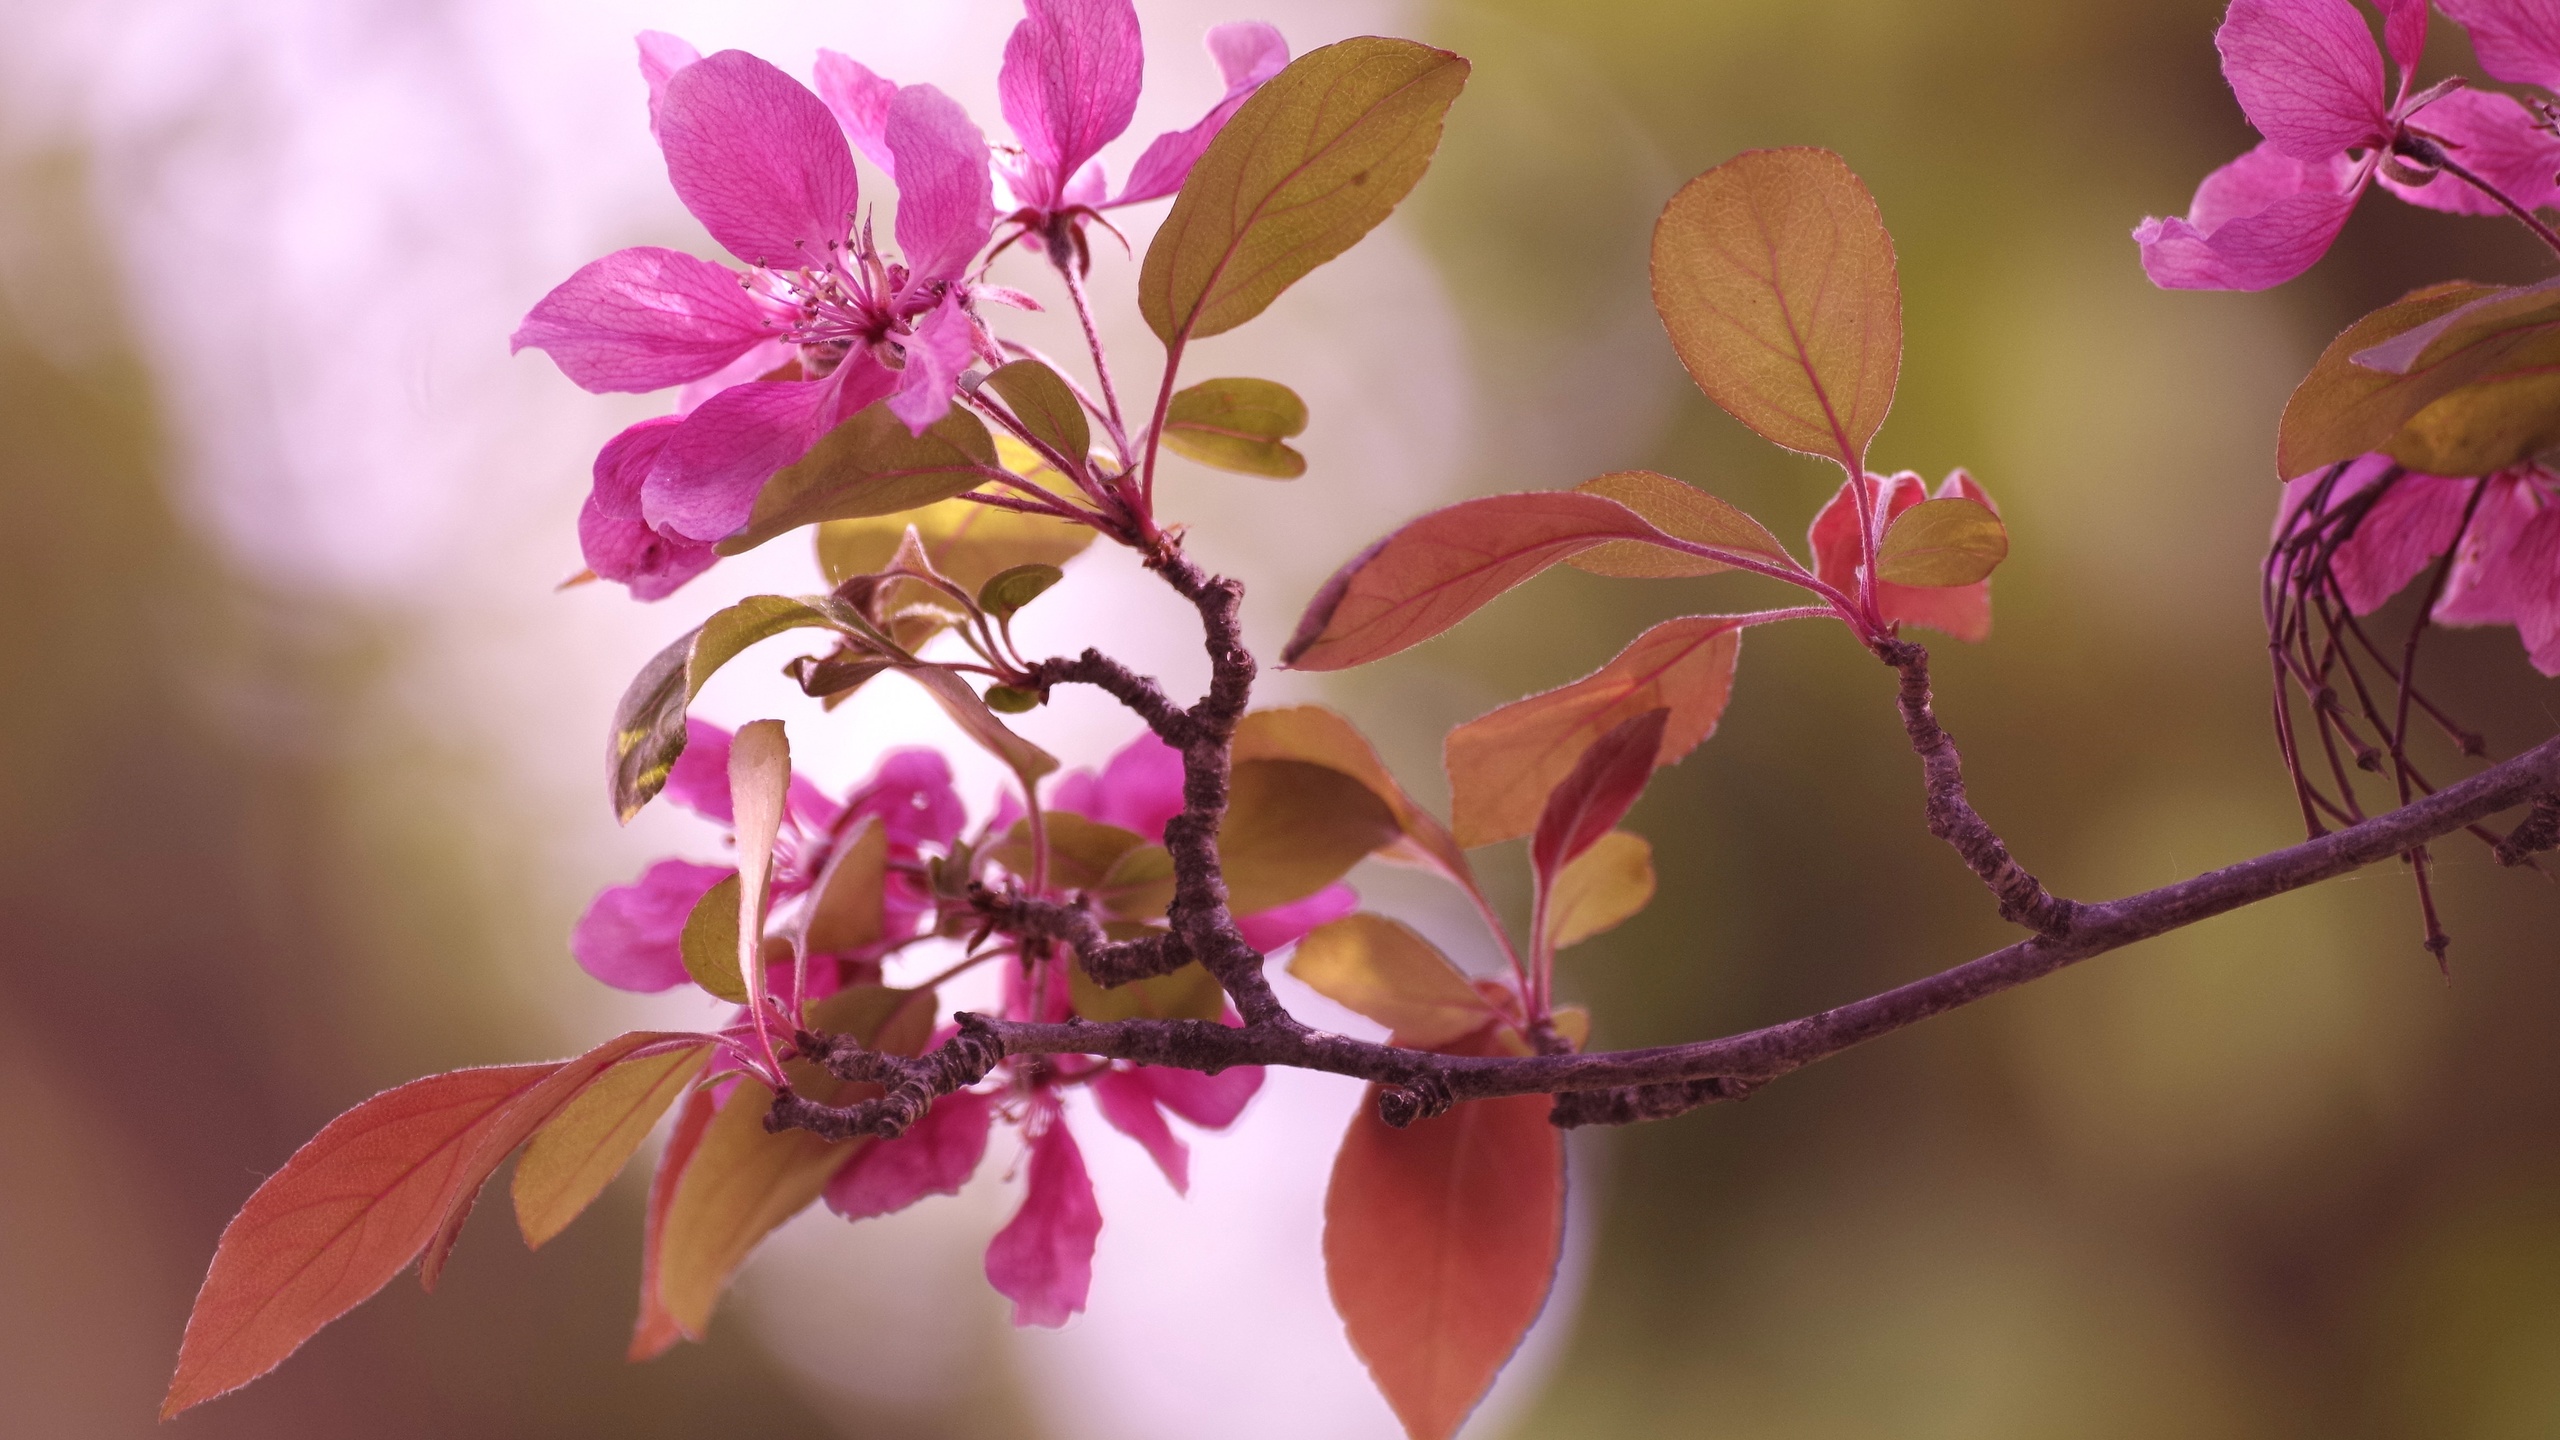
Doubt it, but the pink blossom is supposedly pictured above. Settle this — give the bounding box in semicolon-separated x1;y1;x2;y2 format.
576;416;718;600
2439;0;2560;93
2135;0;2560;291
2282;457;2560;672
570;858;732;991
514;42;1000;563
983;1096;1103;1327
818;1;1288;266
825;1087;997;1219
1810;470;2001;643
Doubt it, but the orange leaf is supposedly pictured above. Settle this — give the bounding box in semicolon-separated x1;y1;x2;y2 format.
1651;147;1901;471
163;1029;698;1417
1563;470;1794;579
630;1084;718;1362
513;1042;715;1251
1283;492;1682;672
1446;615;1744;848
1286;914;1502;1047
1325;1056;1564;1440
1233;706;1470;883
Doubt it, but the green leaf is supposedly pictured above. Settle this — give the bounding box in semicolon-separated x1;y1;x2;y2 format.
978;562;1064;620
818;486;1093;594
720;402;998;556
983;359;1090;465
1161;376;1310;477
609;596;839;822
904;665;1059;784
798;815;888;956
988;813;1151;891
983;683;1042;714
1875;497;2007;586
1220;759;1401;914
2276;281;2522;477
1651;147;1901;471
1563;470;1795;579
1233;706;1472;885
1140;38;1470;347
512;1042;715;1250
680;874;747;1004
1542;830;1654;951
1071;959;1226;1023
1287;913;1500;1047
2385;370;2560;476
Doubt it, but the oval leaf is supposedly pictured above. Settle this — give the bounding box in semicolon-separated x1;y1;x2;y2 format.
1282;491;1687;672
729;719;793;1017
978;562;1065;620
610;594;840;822
721;402;998;555
513;1042;715;1251
1221;759;1402;914
1233;705;1472;883
2387;370;2560;476
1564;470;1795;579
680;873;748;1003
905;665;1059;783
1287;913;1499;1047
1651;147;1901;470
1162;376;1310;477
799;814;888;956
1446;615;1744;849
1325;1071;1563;1440
1542;830;1655;951
1531;708;1668;883
2277;280;2514;477
1875;496;2007;586
1140;38;1470;346
818;485;1093;593
983;358;1090;467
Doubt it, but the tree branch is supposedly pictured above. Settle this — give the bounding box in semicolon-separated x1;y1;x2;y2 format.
1879;638;2081;935
779;731;2560;1138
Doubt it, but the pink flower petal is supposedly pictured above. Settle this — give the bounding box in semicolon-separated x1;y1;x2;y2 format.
813;50;900;175
2436;471;2554;625
1052;731;1187;840
657;50;861;269
676;337;793;415
571;858;733;991
2135;141;2365;290
641;360;895;541
580;416;717;599
1113;22;1290;205
842;748;968;849
2334;471;2474;611
2503;505;2560;673
511;246;776;394
664;717;739;824
637;31;702;136
2217;0;2391;161
2377;0;2430;78
1235;881;1358;953
2383;88;2560;215
1136;1062;1262;1130
2440;0;2560;92
1092;1068;1188;1193
889;293;981;435
998;0;1144;209
886;85;996;288
825;1089;995;1219
984;1102;1102;1327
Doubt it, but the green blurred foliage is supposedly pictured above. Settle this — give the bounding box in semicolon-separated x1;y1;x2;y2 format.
1375;1;2560;1435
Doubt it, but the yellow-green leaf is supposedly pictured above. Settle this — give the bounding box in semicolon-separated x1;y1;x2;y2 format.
983;359;1090;466
799;815;888;956
905;666;1058;783
680;874;747;1004
1875;497;2007;586
1651;147;1901;470
2277;281;2516;477
1071;959;1226;1023
817;482;1093;594
1565;470;1794;579
512;1042;713;1250
1162;376;1309;478
1232;706;1471;883
1140;38;1470;346
1542;830;1655;951
989;812;1151;891
1288;914;1499;1047
1220;759;1401;914
2386;370;2560;476
721;402;997;555
609;595;839;822
978;562;1064;620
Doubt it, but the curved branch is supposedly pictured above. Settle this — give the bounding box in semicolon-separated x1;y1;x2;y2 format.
1879;638;2080;935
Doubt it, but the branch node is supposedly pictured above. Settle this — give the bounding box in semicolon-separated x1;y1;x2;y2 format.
2495;793;2560;866
1377;1072;1454;1128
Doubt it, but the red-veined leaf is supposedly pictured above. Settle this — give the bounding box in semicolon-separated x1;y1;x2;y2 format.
1446;616;1743;848
1531;709;1669;885
1282;492;1687;672
2277;281;2514;476
1651;147;1901;472
1325;1035;1564;1440
165;1030;700;1416
1564;470;1794;579
983;358;1090;467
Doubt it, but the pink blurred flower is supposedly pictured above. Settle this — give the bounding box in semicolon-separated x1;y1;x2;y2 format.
2282;455;2560;672
1810;470;2001;643
514;38;1002;581
817;0;1289;268
2135;0;2560;291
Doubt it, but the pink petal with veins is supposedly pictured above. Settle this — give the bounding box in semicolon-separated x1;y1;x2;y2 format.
2440;0;2560;93
1052;731;1187;840
1137;1061;1262;1130
2377;0;2430;78
2218;0;2391;160
998;0;1144;208
2334;472;2474;611
571;858;733;991
2383;88;2560;214
813;50;900;175
657;50;861;268
2136;140;2365;290
984;1103;1102;1327
886;85;997;290
511;246;776;394
825;1089;995;1219
676;338;793;415
2436;472;2555;625
1114;21;1290;205
889;294;980;435
665;718;835;831
2505;506;2560;672
1092;1068;1189;1192
642;359;895;541
638;31;702;135
1236;881;1358;954
580;416;717;599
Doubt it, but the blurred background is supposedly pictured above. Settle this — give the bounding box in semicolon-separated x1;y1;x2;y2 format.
7;0;2560;1435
